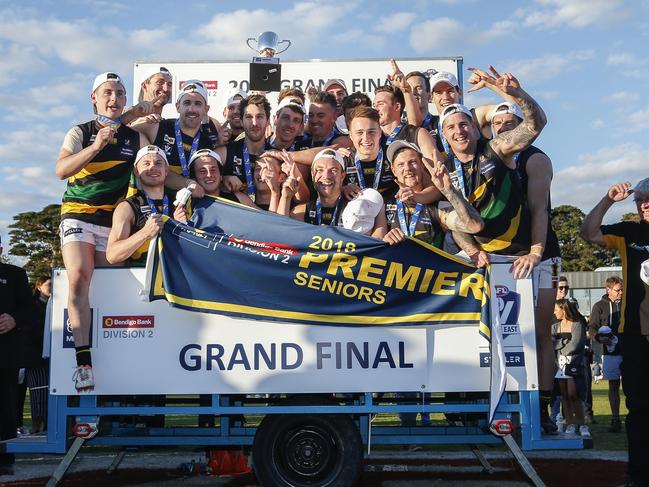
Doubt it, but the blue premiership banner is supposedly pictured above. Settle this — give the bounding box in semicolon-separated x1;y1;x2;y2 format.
147;197;492;338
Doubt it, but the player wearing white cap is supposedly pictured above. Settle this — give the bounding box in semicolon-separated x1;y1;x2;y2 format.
222;88;248;142
323;79;348;117
173;148;256;225
106;145;170;266
488;100;562;432
135;66;173;119
279;149;387;237
438;66;547;261
55;72;151;392
132;80;225;199
383;140;483;247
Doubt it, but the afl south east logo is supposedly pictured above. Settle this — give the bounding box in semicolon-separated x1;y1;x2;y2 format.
495;285;521;337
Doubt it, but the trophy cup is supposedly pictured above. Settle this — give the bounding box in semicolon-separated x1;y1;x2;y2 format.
246;31;291;58
247;31;289;92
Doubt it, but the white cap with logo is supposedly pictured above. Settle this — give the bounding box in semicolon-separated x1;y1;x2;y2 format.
489;101;524;122
92;72;125;93
135;145;168;165
225;88;248;107
429;72;459;91
177;79;209;104
188;148;223;167
342;188;384;234
439;103;473;128
386;140;422;164
323;79;348;92
277;97;306;115
140;66;172;83
312;148;345;170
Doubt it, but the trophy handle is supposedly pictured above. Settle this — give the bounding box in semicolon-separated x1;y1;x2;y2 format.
246;38;258;51
276;40;291;54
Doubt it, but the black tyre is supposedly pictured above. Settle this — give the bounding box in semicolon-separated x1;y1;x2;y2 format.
252;413;363;487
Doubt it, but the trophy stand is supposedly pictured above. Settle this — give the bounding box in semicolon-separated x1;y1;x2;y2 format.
246;31;291;92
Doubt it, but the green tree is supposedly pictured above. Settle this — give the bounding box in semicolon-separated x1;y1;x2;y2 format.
551;204;618;271
622;212;640;222
8;204;63;278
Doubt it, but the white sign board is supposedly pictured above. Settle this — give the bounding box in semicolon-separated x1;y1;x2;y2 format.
133;57;462;119
49;263;537;396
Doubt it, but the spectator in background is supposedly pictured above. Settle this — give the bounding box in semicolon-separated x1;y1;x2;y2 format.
581;178;649;487
588;276;624;433
0;235;33;475
556;276;577;305
552;299;591;438
24;277;51;434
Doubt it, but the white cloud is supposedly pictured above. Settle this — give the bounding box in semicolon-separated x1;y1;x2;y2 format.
0;3;359;74
0;125;66;164
606;52;645;66
552;143;647;221
195;3;359;59
0;73;90;122
502;50;595;84
409;18;466;52
375;12;416;33
605;91;640;103
409;17;513;53
628;105;649;129
522;0;628;29
591;119;605;129
331;29;386;50
0;12;170;73
619;68;649;79
0;43;48;85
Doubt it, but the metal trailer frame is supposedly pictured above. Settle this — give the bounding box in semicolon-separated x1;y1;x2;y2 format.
5;389;584;455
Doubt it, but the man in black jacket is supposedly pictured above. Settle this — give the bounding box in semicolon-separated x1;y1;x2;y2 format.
0;235;33;475
588;276;624;432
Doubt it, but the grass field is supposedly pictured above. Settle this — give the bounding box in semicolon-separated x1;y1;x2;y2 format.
18;380;629;451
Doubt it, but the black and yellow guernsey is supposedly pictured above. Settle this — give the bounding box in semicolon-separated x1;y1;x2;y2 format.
153;119;219;176
385;197;444;248
601;221;649;335
61;121;139;227
449;138;531;256
124;190;174;266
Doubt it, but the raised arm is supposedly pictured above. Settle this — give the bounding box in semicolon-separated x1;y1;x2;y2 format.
388;59;423;126
430;159;483;234
581;182;632;246
120;95;164;125
468;66;546;160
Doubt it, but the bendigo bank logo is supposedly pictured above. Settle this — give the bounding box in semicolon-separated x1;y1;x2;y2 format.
226;237;297;256
62;309;93;348
102;316;155;329
495;285;521;339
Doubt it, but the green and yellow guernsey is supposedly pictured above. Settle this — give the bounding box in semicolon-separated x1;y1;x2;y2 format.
61;121;139;227
449;138;531;256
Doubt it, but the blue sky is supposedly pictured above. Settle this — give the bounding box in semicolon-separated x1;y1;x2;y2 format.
0;0;647;247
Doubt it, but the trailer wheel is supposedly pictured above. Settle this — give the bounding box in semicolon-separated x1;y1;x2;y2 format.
252;413;362;487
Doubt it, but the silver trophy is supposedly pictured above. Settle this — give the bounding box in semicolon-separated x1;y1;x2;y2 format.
246;31;291;57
